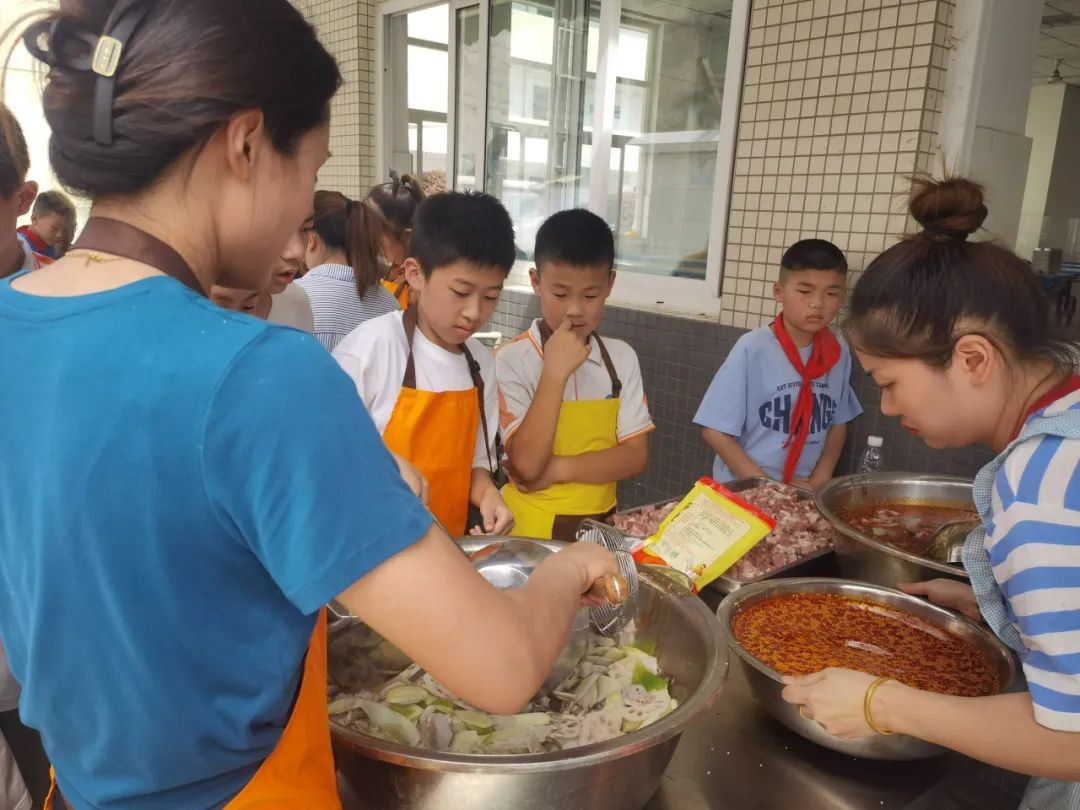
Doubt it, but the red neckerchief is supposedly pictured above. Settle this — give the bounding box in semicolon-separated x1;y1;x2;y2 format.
771;313;842;483
17;225;51;257
1012;374;1080;441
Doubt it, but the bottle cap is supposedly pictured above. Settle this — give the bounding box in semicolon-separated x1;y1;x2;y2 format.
867;436;883;448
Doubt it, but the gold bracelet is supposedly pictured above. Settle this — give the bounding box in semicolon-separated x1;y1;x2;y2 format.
864;676;894;735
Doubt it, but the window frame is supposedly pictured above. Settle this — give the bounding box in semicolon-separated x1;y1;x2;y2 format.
376;0;752;317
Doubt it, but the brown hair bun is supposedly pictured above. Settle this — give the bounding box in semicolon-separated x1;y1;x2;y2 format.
909;176;988;241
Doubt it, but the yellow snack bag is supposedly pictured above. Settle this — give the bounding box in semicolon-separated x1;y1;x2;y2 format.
637;478;777;590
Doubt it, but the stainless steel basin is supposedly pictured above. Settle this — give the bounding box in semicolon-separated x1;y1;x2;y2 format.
331;537;729;810
716;578;1016;761
815;473;975;589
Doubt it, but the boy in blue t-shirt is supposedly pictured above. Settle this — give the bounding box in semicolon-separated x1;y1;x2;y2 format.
695;239;862;489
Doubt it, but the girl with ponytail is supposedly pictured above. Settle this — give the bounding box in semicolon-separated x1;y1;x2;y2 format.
297;189;401;351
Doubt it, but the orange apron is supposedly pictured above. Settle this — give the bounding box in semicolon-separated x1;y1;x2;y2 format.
380;278;411;310
381;306;492;535
45;609;339;810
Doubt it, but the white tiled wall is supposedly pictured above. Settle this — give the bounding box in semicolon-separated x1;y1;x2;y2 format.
720;0;954;328
292;0;378;198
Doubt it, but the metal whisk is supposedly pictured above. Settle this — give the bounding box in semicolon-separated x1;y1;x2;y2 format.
576;520;641;636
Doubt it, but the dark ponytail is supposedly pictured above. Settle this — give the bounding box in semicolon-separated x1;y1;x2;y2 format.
311;190;392;300
847;175;1076;374
367;170;426;240
7;0;340;200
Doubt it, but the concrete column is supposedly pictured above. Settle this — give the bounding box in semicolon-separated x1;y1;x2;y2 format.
938;0;1042;249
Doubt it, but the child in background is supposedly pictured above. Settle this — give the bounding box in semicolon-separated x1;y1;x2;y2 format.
334;192;515;536
0;106;38;278
16;190;74;264
210;218;315;333
695;239;862;490
496;209;653;541
368;170;424;309
295;191;400;351
0;102;49;810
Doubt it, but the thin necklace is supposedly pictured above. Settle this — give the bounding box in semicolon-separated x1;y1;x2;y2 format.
64;249;126;265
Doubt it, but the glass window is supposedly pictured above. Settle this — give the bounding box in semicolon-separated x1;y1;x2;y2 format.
385;4;450;184
453;5;484;190
486;0;600;258
607;0;733;280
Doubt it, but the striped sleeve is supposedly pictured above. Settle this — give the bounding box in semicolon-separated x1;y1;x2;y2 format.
988;433;1080;731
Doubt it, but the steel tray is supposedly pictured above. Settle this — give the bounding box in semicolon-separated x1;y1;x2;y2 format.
611;477;835;595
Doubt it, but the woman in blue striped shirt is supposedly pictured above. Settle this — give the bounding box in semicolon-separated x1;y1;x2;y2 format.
784;176;1080;809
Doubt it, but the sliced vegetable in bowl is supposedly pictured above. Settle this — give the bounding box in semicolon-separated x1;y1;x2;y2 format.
328;621;679;755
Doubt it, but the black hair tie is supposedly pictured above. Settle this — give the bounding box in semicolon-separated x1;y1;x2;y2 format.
345;199;355;217
921;225;968;242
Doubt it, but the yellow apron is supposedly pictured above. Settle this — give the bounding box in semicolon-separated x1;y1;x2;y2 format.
502;331;623;542
381;306;491;535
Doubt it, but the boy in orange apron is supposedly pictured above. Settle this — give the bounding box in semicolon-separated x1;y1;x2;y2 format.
496;210;654;541
334;192;517;536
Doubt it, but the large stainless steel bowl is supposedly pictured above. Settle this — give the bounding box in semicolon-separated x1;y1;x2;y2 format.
816;473;975;589
332;537;728;810
716;578;1016;761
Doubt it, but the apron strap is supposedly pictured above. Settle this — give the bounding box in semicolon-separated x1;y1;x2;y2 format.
400;306;494;473
72;217;206;297
537;321;622;398
592;333;623;399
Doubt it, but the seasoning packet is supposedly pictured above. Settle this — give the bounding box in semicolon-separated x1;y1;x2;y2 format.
633;477;777;590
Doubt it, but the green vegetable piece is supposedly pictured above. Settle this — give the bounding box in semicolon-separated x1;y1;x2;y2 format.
631;638;658;656
391;704;425;721
632;662;670;692
327;696;358;716
384;685;429;706
455;709;495;732
355;699;421;747
449;729;483;754
430;699;456;714
622;719;644;733
512;712;552;726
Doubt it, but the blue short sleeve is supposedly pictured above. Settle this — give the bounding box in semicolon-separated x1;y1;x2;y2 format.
202;328;433;614
694;337;749;436
832;342;863;425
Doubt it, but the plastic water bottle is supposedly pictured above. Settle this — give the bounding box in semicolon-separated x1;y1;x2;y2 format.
858;436;884;473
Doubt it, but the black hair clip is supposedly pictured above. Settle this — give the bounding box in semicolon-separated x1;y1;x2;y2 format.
22;18;98;71
91;0;156;146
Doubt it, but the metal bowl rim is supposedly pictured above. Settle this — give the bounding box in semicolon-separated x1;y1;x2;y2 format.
714;576;1017;690
815;473;976;577
330;538;730;774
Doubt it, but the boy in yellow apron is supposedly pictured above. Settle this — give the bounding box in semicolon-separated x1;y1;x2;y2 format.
334;192;517;536
497;210;654;541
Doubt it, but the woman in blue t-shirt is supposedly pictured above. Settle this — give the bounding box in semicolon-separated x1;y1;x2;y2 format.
0;3;616;808
783;176;1080;808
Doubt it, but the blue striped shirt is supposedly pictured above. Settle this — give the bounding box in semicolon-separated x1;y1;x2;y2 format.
294;263;399;352
966;386;1080;809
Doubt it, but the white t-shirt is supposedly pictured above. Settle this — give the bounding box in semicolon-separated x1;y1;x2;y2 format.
0;643;18;712
333;311;498;470
268;283;315;334
18;240;38;272
495;319;654;444
0;729;29;810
